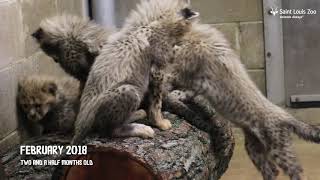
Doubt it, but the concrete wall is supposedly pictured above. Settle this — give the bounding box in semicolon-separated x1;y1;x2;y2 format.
0;0;266;154
0;0;83;154
114;0;266;94
192;0;266;94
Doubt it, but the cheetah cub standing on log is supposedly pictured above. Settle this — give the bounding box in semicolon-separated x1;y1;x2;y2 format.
17;75;80;136
71;1;198;144
169;22;320;180
31;14;166;130
120;0;195;134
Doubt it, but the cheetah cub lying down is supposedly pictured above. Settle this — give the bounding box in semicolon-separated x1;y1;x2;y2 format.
17;75;80;136
17;75;147;137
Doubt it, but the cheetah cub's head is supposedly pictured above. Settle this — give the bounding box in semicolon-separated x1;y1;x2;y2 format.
31;15;96;81
17;76;60;123
149;6;199;67
157;7;199;39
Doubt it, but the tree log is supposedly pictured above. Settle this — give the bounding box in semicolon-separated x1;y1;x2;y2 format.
163;90;235;179
0;162;6;180
1;91;234;180
1;120;231;179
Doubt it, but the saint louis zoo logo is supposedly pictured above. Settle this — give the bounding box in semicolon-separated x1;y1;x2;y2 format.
269;7;317;19
270;7;279;16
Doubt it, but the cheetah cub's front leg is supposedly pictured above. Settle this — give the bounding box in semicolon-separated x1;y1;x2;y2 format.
147;66;172;130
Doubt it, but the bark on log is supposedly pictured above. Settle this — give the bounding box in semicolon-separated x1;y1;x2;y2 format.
0;162;6;180
163;91;235;179
1;91;234;180
1;119;230;180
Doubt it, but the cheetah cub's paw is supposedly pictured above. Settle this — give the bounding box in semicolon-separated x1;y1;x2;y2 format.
155;119;172;131
131;123;155;139
126;109;147;123
112;123;155;139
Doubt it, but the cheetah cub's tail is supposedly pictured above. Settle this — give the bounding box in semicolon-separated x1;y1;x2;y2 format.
286;117;320;143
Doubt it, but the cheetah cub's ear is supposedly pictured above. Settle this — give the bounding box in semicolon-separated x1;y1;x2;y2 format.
168;7;199;37
179;7;199;21
32;28;44;42
42;82;57;96
31;27;61;62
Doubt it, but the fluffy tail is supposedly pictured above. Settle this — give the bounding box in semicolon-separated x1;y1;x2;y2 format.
286;117;320;143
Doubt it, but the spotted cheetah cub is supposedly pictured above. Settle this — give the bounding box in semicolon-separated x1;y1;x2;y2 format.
17;75;80;136
32;15;114;90
169;22;320;180
121;0;197;132
31;14;157;127
71;1;198;144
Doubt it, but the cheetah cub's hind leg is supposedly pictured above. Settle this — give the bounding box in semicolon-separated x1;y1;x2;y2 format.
268;130;303;180
113;109;152;138
146;67;172;130
105;84;154;138
72;84;154;145
244;130;279;180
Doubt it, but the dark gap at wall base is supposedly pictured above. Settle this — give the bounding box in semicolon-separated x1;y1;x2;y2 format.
290;102;320;109
88;0;93;19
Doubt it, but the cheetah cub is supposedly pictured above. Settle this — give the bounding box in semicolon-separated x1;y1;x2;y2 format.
169;22;320;180
31;14;156;127
17;75;80;136
121;0;197;132
32;15;114;90
71;2;198;144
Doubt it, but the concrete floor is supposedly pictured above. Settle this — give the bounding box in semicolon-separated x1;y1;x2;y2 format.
221;129;320;180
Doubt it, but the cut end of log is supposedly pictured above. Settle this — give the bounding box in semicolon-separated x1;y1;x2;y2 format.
61;148;159;180
2;113;235;180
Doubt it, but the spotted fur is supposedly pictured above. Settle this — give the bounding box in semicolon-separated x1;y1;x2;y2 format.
32;15;114;88
169;22;320;180
121;0;197;131
33;12;173;132
122;0;189;31
71;2;197;144
17;75;80;136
